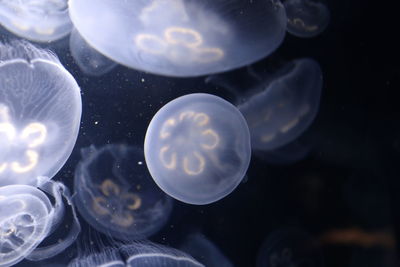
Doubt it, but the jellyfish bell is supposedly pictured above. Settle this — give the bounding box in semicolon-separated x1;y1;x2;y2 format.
68;0;287;77
0;180;80;267
0;0;72;42
237;58;322;151
69;28;117;77
283;0;330;38
144;93;251;205
0;41;82;187
74;144;173;241
121;241;205;267
68;247;125;267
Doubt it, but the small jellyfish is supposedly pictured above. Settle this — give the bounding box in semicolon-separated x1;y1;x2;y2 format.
121;242;205;267
0;181;80;267
74;144;173;241
144;93;251;205
69;28;117;77
257;228;324;267
0;0;72;42
0;41;82;187
180;233;233;267
283;0;330;38
237;58;323;151
68;247;125;267
68;0;287;77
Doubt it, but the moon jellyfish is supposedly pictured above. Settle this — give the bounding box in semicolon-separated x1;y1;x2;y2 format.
74;144;173;241
257;228;324;267
0;0;72;42
68;0;287;77
180;233;233;267
69;242;204;267
69;28;117;77
121;242;205;267
0;41;81;187
0;181;81;267
144;93;251;205
69;247;125;267
283;0;330;38
237;58;323;151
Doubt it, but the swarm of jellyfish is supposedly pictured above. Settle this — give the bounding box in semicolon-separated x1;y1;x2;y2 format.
0;41;81;267
0;0;333;266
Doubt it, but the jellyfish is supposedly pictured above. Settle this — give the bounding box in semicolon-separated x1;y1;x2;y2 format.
0;41;82;187
69;28;117;77
68;247;125;267
121;242;205;267
283;0;330;38
68;0;287;77
257;228;324;267
144;93;251;205
69;241;205;267
237;58;322;151
74;144;173;241
0;180;81;267
0;0;72;42
180;233;233;267
208;58;322;152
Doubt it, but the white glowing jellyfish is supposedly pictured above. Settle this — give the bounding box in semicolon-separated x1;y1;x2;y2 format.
0;41;82;187
0;0;72;42
237;58;322;151
69;242;204;267
69;28;117;77
121;242;205;267
283;0;330;38
74;144;173;241
68;0;287;77
144;93;251;205
0;181;81;267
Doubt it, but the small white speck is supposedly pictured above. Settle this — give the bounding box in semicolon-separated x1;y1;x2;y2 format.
138;161;143;165
141;78;145;82
94;121;99;125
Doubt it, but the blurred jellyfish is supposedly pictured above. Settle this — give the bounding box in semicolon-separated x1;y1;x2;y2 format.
121;241;205;267
68;0;287;77
74;144;173;241
0;41;82;187
69;28;117;77
68;247;125;267
0;0;72;42
69;241;204;267
180;233;233;267
0;181;80;267
283;0;330;38
257;228;324;267
208;58;322;152
144;93;251;205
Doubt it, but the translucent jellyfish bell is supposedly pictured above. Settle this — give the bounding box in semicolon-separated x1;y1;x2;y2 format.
0;0;72;42
0;41;82;187
68;0;287;77
237;58;323;151
0;181;80;267
69;28;117;77
283;0;330;38
144;93;251;205
68;247;125;267
121;242;205;267
74;144;173;241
